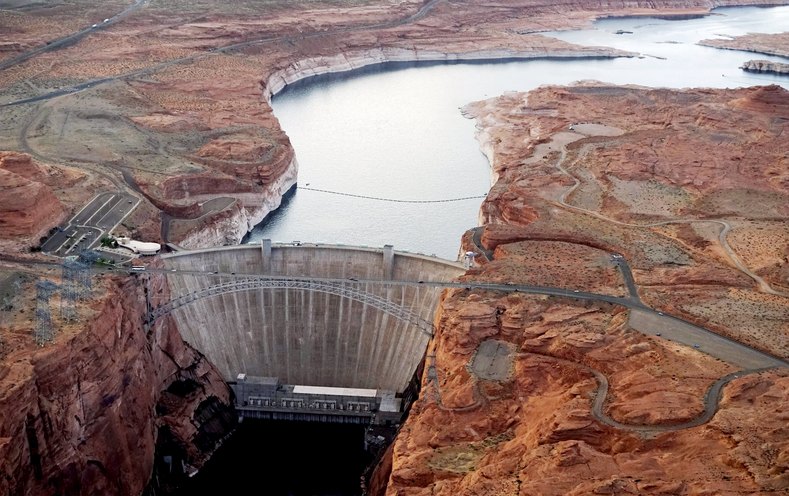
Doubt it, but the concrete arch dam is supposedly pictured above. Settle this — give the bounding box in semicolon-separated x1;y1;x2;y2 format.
159;242;465;394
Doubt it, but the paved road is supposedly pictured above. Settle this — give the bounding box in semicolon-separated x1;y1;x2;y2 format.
517;351;780;433
611;255;640;302
4;252;763;369
628;309;784;369
41;192;139;257
440;345;782;432
2;253;786;431
129;265;786;370
0;0;147;72
459;270;783;369
469;226;494;261
0;0;465;109
464;229;784;368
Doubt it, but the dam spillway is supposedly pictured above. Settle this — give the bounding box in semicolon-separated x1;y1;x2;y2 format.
159;242;465;394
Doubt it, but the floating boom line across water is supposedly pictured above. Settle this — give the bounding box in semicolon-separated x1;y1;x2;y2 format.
298;186;487;203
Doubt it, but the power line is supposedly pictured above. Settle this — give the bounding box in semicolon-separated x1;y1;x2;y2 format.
298;186;487;203
35;280;58;346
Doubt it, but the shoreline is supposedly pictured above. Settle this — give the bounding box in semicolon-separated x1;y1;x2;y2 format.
261;48;633;104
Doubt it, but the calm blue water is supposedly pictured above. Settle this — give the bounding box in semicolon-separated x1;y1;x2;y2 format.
247;6;789;260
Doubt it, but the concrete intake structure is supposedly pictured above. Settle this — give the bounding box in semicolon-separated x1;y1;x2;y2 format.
159;242;465;393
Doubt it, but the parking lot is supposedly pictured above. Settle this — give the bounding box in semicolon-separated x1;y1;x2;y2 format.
41;192;139;258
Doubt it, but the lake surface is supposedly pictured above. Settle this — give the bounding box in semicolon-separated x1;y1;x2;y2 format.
226;7;789;495
246;5;789;260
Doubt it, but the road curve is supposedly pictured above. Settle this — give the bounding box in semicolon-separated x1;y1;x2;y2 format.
433;347;781;433
2;252;785;368
0;0;148;72
516;352;781;433
2;253;786;431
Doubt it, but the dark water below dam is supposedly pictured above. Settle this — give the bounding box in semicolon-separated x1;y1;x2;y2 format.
173;420;370;496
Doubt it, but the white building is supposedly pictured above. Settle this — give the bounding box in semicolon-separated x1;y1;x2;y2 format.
116;237;161;256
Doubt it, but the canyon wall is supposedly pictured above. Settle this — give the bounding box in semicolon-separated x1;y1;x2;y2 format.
262;45;628;102
175;156;298;249
380;84;789;494
0;272;236;495
0;153;66;243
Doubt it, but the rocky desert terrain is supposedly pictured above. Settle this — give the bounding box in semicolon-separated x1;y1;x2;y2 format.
1;0;786;249
699;31;789;57
379;83;789;495
0;0;788;495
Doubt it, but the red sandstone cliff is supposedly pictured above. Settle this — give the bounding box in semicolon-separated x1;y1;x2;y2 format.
0;271;236;495
375;84;789;494
0;153;65;241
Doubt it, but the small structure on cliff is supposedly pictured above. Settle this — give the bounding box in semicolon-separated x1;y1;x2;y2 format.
464;251;477;268
115;236;161;256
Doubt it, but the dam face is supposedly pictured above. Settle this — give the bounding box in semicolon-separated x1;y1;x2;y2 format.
160;243;464;394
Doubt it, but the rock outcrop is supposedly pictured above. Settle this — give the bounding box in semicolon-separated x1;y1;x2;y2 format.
0;153;65;241
382;283;789;494
381;84;789;494
0;271;236;495
699;31;789;57
2;2;789;495
741;59;789;75
172;157;298;248
8;0;782;250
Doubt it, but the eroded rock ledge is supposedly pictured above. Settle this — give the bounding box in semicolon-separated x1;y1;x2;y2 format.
377;83;789;495
0;271;236;495
741;59;789;74
699;31;789;57
6;0;784;250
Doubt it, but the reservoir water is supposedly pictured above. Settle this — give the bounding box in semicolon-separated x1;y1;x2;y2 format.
212;7;789;495
246;5;789;260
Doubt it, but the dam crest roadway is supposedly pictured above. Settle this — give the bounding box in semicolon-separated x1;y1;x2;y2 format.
129;240;789;429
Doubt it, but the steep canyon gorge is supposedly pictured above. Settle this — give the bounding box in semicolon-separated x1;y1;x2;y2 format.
1;0;788;494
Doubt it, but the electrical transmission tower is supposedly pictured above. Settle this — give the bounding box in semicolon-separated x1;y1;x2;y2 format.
35;280;59;346
61;258;88;321
76;251;100;299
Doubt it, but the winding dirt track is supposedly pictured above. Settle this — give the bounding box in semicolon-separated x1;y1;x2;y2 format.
554;132;788;297
433;346;782;433
17;102;125;190
4;0;449;214
455;126;787;432
2;249;786;431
